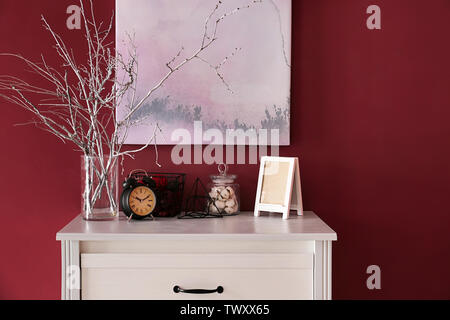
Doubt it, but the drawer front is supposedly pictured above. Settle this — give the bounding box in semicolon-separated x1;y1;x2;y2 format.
81;253;313;300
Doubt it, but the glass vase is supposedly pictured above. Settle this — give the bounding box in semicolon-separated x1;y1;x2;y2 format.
81;155;119;221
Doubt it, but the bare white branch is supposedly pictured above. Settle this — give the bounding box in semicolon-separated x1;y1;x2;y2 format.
0;0;263;213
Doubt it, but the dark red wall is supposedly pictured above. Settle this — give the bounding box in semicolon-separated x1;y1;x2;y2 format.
1;0;449;299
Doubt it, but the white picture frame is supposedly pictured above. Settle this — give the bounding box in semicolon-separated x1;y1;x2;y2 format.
254;156;303;220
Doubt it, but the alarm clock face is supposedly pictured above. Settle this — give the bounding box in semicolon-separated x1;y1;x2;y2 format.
128;186;157;217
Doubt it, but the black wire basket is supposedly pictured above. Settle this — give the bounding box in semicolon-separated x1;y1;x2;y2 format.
129;170;186;217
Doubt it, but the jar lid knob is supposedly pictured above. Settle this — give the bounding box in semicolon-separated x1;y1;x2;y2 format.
218;163;228;176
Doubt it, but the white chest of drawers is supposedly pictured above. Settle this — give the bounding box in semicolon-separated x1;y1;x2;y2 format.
56;212;337;300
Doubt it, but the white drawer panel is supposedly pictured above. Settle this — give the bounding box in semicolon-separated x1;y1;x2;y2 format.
81;253;313;269
80;240;315;254
81;253;313;300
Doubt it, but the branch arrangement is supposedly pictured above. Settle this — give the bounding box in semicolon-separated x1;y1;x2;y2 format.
0;0;263;214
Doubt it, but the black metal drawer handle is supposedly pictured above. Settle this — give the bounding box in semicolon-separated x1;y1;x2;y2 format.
173;285;224;294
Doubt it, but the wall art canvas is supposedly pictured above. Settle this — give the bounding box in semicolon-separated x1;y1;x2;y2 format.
116;0;291;145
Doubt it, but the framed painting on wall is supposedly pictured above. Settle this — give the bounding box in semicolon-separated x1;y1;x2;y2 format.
116;0;291;145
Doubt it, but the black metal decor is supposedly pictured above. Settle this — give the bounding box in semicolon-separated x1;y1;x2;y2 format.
179;177;240;219
179;178;224;219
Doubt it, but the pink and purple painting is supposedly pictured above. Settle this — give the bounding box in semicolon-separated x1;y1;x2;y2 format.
116;0;291;145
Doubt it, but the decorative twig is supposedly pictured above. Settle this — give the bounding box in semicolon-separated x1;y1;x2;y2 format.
0;0;263;214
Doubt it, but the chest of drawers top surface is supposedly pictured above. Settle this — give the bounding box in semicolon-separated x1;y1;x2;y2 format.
56;211;337;241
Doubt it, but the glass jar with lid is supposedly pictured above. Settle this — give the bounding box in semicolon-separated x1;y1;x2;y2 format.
207;164;240;215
